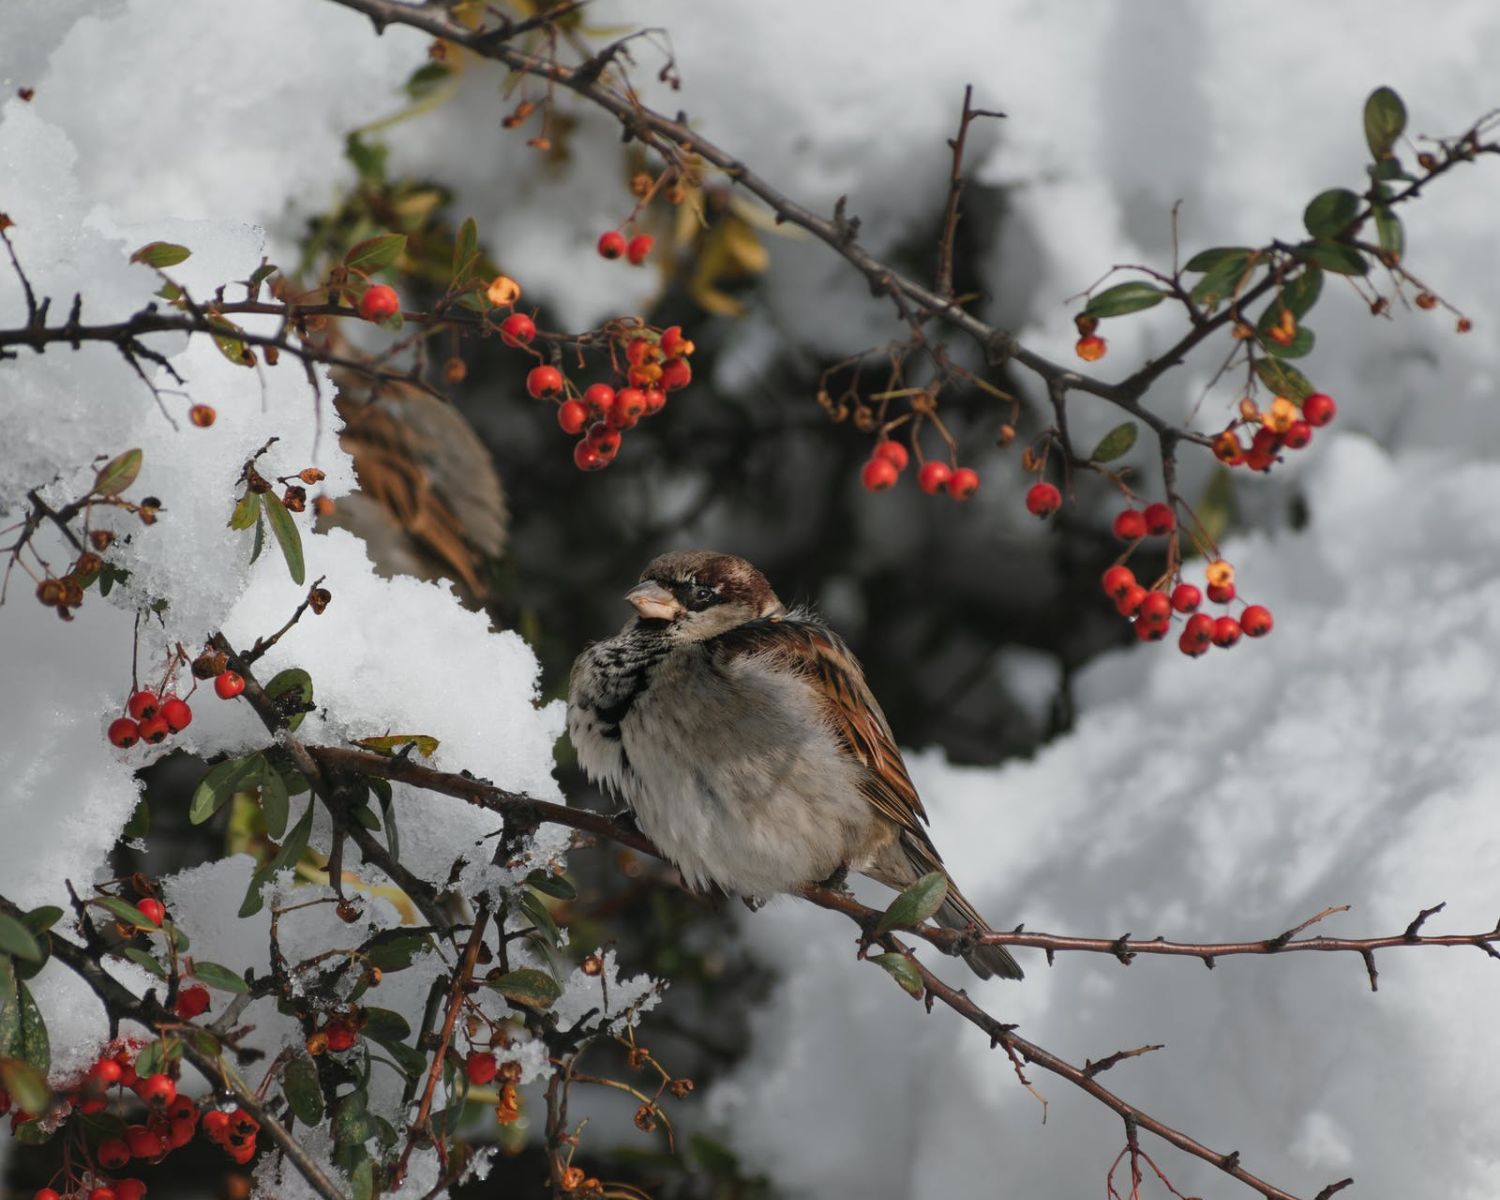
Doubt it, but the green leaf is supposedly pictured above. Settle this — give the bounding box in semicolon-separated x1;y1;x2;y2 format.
377;1040;428;1080
1189;250;1254;310
870;952;924;998
349;803;379;831
1083;281;1165;319
1302;188;1361;239
129;242;191;269
21;908;62;936
487;967;561;1009
250;512;266;564
1183;246;1252;273
14;980;48;1074
344;233;407;274
1253;357;1315;402
122;800;150;839
240;800;314;917
0;915;41;962
228;490;262;531
874;871;949;935
527;869;576;901
94;895;160;930
345;133;387;184
364;932;433;972
350;1153;375;1200
1259;326;1315;359
258;755;289;837
264;667;314;737
92;449;142;497
209;318;254;367
191;961;249;993
260;491;305;585
133;1037;180;1079
519;891;560;948
361;1007;412;1048
283;1056;324;1126
122;947;166;979
1364;86;1407;160
1373;204;1404;262
191;754;267;825
370;778;398;862
1088;422;1139;465
0;1057;51;1116
452;216;479;279
1295;240;1368;276
352;734;439;758
405;61;453;100
1276;267;1324;319
247;261;279;299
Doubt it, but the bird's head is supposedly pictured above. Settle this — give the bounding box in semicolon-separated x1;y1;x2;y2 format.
626;551;785;642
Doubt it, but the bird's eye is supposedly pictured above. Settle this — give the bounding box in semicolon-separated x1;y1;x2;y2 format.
687;583;718;609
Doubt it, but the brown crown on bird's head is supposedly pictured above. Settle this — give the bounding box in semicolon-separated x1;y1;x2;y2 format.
626;551;786;640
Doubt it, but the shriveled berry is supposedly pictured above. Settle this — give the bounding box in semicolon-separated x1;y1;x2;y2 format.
1143;502;1175;536
127;690;160;721
874;441;909;471
597;230;626;260
1101;565;1136;601
917;461;951;495
1206;580;1236;605
557;399;589;435
358;284;400;323
1213;431;1245;465
214;671;245;700
1282;420;1313;450
573;440;608;472
108;717;141;749
137;715;170;745
947;467;980;501
466;1051;499;1085
659;358;692;391
499;313;536;347
586;422;622;457
861;457;900;492
1212;616;1242;648
487;275;521;307
1075;335;1107;362
188;404;216;428
1302;392;1336;427
526;365;564;400
1025;481;1062;518
1170;583;1201;613
160;697;192;732
1115;584;1148;617
1241;604;1274;638
1137;591;1172;626
137;898;165;926
1112;509;1147;541
625;234;654;265
175;985;211;1019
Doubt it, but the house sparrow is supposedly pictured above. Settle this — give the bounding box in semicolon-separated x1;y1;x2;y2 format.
567;551;1022;980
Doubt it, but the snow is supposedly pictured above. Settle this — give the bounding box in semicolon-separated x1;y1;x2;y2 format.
5;0;1500;1197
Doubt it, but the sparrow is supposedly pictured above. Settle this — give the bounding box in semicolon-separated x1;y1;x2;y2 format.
567;551;1022;980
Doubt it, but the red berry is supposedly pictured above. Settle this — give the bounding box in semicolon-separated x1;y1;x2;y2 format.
175;985;211;1019
1241;604;1274;638
188;404;217;428
860;457;900;492
597;230;626;260
1143;502;1175;536
659;358;692;391
947;467;980;501
1206;580;1236;605
1282;420;1313;450
612;387;647;425
325;1021;356;1053
358;284;400;323
660;326;686;357
160;697;192;732
466;1051;498;1085
127;690;160;720
526;365;564;400
1101;565;1136;601
557;399;589;435
625;234;654;265
917;461;952;495
202;1110;230;1139
115;1181;147;1200
137;715;169;744
213;671;245;700
586;422;622;457
642;386;667;415
1183;612;1215;645
499;312;536;347
583;383;616;418
1115;584;1148;617
1135;617;1168;642
92;1058;123;1086
573;439;608;472
1112;509;1147;541
1212;616;1243;648
126;1125;165;1159
34;1191;62;1200
108;717;141;749
135;1073;175;1107
873;441;910;471
1137;591;1172;626
1178;627;1210;657
90;1189;117;1200
1075;334;1107;362
98;1137;132;1169
1170;583;1201;613
1025;481;1062;518
1302;392;1336;427
137;898;165;926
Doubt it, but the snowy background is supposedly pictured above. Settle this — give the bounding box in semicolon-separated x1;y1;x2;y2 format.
4;1;1500;1197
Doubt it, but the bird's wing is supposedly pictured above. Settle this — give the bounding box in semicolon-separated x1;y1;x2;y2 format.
711;616;931;837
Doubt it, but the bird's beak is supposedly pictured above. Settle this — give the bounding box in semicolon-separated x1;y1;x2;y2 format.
625;580;681;621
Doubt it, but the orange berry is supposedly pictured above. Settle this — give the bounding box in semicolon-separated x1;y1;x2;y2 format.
1075;335;1107;362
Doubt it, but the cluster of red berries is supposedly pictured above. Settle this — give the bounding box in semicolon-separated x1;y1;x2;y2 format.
518;325;694;471
1102;557;1272;656
107;670;243;750
358;284;401;323
1213;393;1335;471
860;441;981;501
201;1106;260;1165
597;230;654;266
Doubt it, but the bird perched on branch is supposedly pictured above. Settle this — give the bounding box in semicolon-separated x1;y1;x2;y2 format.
568;550;1021;980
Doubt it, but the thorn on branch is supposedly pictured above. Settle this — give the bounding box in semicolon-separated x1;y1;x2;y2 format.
1083;1044;1165;1079
1361;949;1379;992
1403;902;1446;940
1313;1178;1356;1200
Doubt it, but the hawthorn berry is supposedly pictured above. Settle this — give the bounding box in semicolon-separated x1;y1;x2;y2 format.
487;275;521;307
1075;335;1107;362
1137;591;1172;626
917;461;952;495
137;898;165;926
1135;617;1168;642
202;1110;231;1139
557;399;589;435
91;1058;123;1086
1115;584;1148;617
98;1137;132;1169
1025;481;1062;518
1212;616;1242;648
1206;581;1236;605
358;284;400;323
573;439;608;472
642;386;667;415
135;1073;175;1107
1282;420;1313;450
115;1181;147;1200
526;365;564;400
1213;431;1245;465
188;404;216;428
860;457;900;492
160;696;192;732
586;422;623;457
1302;392;1337;427
325;1021;356;1053
126;1125;165;1159
1112;509;1147;541
127;690;160;721
90;1189;117;1200
626;234;654;265
137;714;170;745
1178;626;1210;657
1170;583;1201;613
1101;565;1136;601
1142;502;1175;536
947;467;980;501
108;717;141;749
175;985;211;1019
660;325;689;357
612;387;647;426
34;1191;61;1200
1184;612;1215;645
499;312;536;347
597;230;626;260
659;358;692;391
466;1051;499;1086
583;383;616;418
1241;604;1274;637
213;671;245;700
873;441;910;472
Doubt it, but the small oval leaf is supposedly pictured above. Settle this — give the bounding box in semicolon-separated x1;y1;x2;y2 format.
1089;422;1139;465
1295;240;1368;277
1084;281;1165;319
191;961;249;994
0;1056;51;1116
228;490;262;531
284;1056;324;1126
344;233;407;273
1302;189;1361;239
265;667;314;737
0;915;41;962
870;952;924;998
352;734;439;758
487;967;561;1009
191;754;268;826
93;449;143;498
1253;358;1315;402
129;242;191;269
94;895;160;930
874;871;949;936
1373;204;1404;262
261;492;306;586
1364;86;1407;160
1183;246;1252;273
